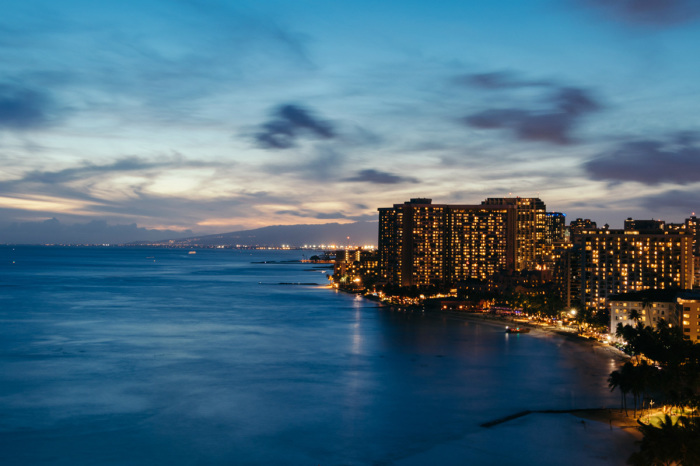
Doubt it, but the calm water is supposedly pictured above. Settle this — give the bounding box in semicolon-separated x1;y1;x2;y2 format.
0;247;624;465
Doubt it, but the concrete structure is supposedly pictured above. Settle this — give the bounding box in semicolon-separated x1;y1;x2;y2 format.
482;197;547;271
609;290;700;344
334;248;379;289
678;292;700;342
608;290;679;333
569;225;694;312
568;218;597;234
378;199;516;287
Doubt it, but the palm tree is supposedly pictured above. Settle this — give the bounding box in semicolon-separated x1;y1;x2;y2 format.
608;370;626;414
628;415;700;466
620;362;636;417
628;308;641;326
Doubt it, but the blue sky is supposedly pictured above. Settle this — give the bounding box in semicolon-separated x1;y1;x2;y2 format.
2;0;700;241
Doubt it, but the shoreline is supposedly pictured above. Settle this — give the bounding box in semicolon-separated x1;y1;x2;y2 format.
335;289;643;461
480;407;642;435
425;307;643;457
414;306;643;449
428;308;631;362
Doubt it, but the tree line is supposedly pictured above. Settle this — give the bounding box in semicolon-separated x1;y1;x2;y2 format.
609;320;700;465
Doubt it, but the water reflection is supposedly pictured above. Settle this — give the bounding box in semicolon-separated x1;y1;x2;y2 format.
0;247;623;465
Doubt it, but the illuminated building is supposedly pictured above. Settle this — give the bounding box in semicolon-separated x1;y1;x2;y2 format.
568;218;597;234
609;290;700;343
608;290;679;332
678;292;700;342
482;197;547;271
378;199;515;287
334;248;379;289
666;216;700;286
543;212;566;268
570;223;694;312
553;241;577;309
546;212;566;242
378;199;447;287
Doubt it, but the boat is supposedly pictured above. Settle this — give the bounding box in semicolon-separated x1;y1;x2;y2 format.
505;326;530;334
188;251;197;254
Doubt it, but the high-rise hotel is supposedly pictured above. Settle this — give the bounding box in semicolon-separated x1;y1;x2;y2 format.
482;197;548;271
567;221;695;312
378;198;553;287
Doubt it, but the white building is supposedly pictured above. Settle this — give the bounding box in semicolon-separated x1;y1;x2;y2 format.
609;290;679;334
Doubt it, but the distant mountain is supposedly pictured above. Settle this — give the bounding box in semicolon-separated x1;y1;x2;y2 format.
0;218;194;245
157;221;378;247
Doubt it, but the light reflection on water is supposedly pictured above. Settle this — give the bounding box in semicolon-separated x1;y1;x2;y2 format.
0;246;623;465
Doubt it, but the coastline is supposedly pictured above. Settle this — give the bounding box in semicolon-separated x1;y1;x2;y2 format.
333;288;642;462
394;409;641;466
431;308;630;362
434;309;642;462
399;305;642;462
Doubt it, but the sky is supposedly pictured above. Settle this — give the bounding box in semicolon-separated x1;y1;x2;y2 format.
1;0;700;242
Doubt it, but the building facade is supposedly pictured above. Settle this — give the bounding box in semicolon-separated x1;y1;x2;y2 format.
678;292;700;343
482;197;547;271
570;226;694;312
608;290;679;333
334;248;379;289
378;199;515;287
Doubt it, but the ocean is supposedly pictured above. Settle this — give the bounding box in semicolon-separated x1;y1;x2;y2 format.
0;246;634;465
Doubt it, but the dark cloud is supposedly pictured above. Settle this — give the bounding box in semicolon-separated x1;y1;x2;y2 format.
580;0;700;26
464;85;601;145
640;189;700;213
0;83;54;129
22;157;165;184
584;134;700;184
343;169;419;184
555;88;599;116
90;189;286;224
255;104;336;149
459;71;551;90
276;210;348;220
18;156;224;185
273;209;374;222
262;146;344;181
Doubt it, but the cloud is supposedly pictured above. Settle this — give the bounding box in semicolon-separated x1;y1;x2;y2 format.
580;0;700;26
343;169;419;184
274;208;376;222
0;3;313;127
275;209;348;220
19;155;221;184
640;189;700;214
0;186;300;237
254;104;336;149
463;83;601;145
584;133;700;184
458;71;551;90
0;154;254;232
0;83;55;129
261;146;346;182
